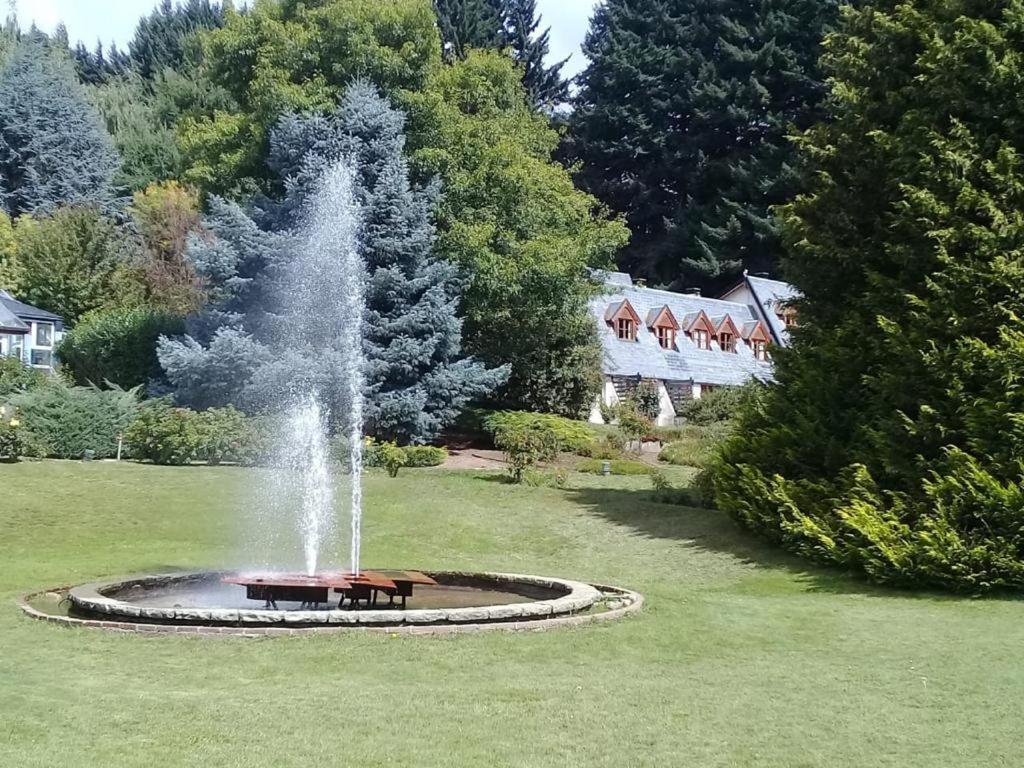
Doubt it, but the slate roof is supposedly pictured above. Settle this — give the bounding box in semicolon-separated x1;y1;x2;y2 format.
0;290;64;329
744;274;799;346
0;300;28;334
589;278;776;386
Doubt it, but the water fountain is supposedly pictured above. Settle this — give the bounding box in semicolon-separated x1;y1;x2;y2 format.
18;159;642;635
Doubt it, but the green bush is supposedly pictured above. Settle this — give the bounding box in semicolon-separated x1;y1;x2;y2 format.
0;357;49;400
7;384;140;459
617;407;651;451
376;441;409;477
193;407;266;465
628;380;661;422
126;402;265;465
58;306;185;390
659;425;730;469
678;386;747;425
578;430;626;460
483;411;595;454
403;445;447;467
577;458;654;476
490;418;562;483
0;410;28;460
124;401;199;465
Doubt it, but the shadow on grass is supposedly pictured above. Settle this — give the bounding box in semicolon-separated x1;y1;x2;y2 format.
563;485;1013;602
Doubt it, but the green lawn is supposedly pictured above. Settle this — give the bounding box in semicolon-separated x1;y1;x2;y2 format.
1;460;1020;767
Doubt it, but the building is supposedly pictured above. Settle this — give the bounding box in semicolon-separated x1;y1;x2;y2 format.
0;290;65;373
588;271;799;425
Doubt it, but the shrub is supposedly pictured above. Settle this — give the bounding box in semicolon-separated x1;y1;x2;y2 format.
579;430;626;460
193;407;266;465
659;425;730;469
628;380;661;422
0;357;49;399
491;419;562;483
124;400;198;465
403;445;447;467
7;383;140;459
58;305;185;390
617;407;651;452
598;400;620;425
577;458;654;476
0;410;27;460
376;441;409;478
679;386;747;425
483;411;595;454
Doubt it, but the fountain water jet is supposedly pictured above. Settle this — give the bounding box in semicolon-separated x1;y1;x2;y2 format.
260;159;365;577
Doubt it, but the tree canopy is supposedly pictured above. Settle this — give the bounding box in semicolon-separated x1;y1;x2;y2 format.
708;0;1024;591
567;0;840;289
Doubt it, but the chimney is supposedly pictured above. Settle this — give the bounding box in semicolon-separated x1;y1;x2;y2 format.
683;287;702;296
752;272;771;279
634;278;647;288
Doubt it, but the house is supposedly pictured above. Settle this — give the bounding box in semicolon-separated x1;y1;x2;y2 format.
588;271;799;426
0;290;65;373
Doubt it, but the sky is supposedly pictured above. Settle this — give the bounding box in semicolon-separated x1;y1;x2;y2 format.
15;0;601;78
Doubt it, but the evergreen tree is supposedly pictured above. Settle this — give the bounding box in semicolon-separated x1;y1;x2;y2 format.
160;83;505;442
0;34;120;217
567;0;840;288
499;0;568;108
129;0;225;80
709;0;1024;591
433;0;502;60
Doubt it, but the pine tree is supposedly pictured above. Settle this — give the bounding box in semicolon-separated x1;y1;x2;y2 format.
433;0;502;61
499;0;568;108
0;33;121;217
567;0;840;288
129;0;225;80
160;83;506;442
710;0;1024;591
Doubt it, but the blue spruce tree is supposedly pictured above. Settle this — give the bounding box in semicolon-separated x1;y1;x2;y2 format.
159;82;506;443
0;33;120;216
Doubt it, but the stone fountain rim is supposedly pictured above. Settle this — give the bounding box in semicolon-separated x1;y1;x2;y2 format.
20;571;642;636
57;569;620;628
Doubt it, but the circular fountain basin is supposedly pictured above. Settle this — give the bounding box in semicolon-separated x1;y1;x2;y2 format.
22;570;642;635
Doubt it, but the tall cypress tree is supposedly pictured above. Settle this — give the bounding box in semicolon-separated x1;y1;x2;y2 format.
159;83;506;442
129;0;225;79
0;33;120;217
710;0;1024;591
567;0;840;288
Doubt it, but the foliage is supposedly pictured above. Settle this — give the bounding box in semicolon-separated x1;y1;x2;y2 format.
58;306;186;390
628;380;661;422
13;207;146;324
376;440;410;478
433;0;501;60
0;34;120;217
404;51;629;415
124;400;263;465
129;181;205;312
498;0;569;108
129;0;225;80
160;84;505;442
6;383;140;459
491;417;560;483
577;429;626;460
0;409;28;460
617;407;651;451
567;0;841;287
483;410;594;454
182;0;440;195
403;444;448;467
658;427;727;470
72;40;130;85
597;400;619;426
577;458;654;476
709;0;1024;592
679;386;747;425
123;399;198;465
0;356;48;400
0;209;18;290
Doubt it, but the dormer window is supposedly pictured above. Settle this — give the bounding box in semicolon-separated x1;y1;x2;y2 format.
742;319;772;361
713;315;740;354
720;333;736;353
684;310;717;352
606;299;641;342
753;339;769;361
646;305;680;350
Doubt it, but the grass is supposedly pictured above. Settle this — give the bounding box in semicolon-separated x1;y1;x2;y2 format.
1;460;1022;767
